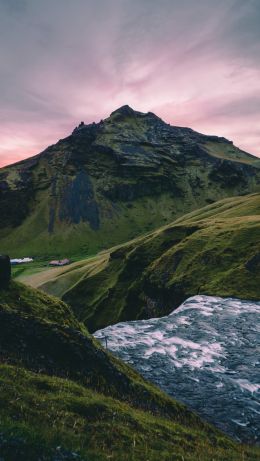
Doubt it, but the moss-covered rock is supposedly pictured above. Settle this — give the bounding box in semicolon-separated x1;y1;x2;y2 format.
0;106;259;258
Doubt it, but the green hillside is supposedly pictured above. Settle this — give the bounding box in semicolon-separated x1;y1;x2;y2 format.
0;106;259;258
1;281;258;460
24;193;260;332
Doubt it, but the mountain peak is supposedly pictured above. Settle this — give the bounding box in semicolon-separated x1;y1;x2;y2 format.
109;105;163;124
110;105;136;118
0;101;258;258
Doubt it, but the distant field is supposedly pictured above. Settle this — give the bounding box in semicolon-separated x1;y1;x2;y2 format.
13;254;97;284
12;261;51;279
15;255;105;294
16;229;158;293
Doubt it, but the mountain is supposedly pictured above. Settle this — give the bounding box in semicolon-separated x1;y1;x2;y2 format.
0;105;259;258
22;193;260;332
2;281;259;460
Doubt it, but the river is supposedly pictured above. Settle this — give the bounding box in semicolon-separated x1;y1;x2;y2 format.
94;295;260;443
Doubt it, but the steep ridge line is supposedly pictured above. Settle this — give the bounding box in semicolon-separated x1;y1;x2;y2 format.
0;106;259;257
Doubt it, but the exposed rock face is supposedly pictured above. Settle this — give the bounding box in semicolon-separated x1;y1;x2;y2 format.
48;170;99;233
0;255;11;288
0;106;259;256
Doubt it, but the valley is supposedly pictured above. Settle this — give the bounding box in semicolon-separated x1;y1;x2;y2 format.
19;192;260;332
0;107;259;461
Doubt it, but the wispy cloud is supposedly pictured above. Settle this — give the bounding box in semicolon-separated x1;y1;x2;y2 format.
0;0;259;167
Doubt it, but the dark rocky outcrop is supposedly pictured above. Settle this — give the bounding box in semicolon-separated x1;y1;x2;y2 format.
0;255;11;288
59;171;99;229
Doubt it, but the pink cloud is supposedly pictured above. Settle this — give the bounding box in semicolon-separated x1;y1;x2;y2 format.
0;0;259;167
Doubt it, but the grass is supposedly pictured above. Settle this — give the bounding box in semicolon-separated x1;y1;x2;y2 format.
1;364;258;461
0;282;213;423
23;193;260;332
1;281;258;460
203;141;260;165
11;253;96;283
0;280;84;331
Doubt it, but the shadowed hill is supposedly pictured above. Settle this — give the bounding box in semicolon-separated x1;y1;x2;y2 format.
24;193;260;332
1;281;258;460
0;105;259;258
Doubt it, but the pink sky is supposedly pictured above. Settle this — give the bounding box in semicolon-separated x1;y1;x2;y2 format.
0;0;259;168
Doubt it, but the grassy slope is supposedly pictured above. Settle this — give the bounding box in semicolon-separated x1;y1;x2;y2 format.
1;282;257;460
23;193;260;332
0;192;186;258
203;141;260;165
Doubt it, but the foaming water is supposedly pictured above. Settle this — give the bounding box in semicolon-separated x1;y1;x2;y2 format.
94;295;260;443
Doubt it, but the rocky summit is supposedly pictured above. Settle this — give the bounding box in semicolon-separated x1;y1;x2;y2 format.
0;105;259;257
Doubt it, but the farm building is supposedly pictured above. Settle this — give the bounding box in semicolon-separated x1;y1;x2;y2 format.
49;259;70;267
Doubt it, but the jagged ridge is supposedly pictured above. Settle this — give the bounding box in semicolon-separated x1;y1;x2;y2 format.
0;106;259;257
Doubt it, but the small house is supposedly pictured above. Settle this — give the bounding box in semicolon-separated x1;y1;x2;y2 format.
49;259;70;267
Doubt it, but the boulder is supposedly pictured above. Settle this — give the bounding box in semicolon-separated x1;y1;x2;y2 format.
0;255;11;288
